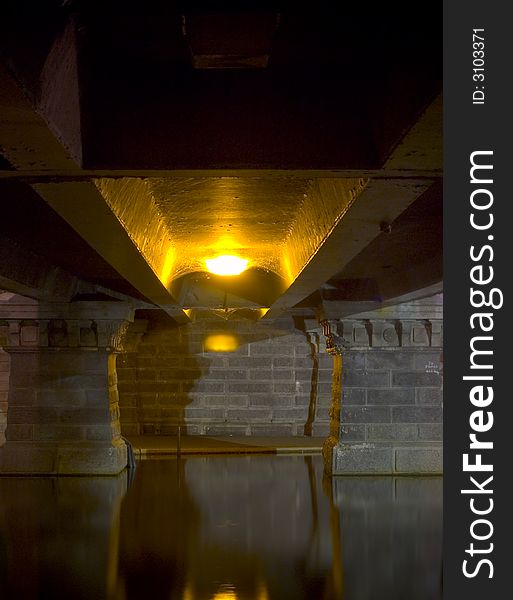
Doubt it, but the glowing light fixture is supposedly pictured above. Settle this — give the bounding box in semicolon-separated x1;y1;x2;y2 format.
206;255;248;276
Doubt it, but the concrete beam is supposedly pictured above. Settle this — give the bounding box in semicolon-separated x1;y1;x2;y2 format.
263;94;441;320
0;26;82;170
264;177;433;319
32;181;189;324
0;168;443;181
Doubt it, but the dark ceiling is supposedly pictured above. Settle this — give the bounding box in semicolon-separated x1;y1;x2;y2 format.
1;1;442;169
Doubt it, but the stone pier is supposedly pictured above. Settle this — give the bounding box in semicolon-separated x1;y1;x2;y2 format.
0;296;134;475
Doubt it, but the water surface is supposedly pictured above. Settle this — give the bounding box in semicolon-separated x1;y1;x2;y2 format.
0;455;442;599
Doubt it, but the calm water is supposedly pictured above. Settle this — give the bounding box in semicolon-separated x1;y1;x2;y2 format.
0;455;442;599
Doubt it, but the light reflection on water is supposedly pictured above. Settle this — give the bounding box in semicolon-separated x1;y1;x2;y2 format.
0;455;442;599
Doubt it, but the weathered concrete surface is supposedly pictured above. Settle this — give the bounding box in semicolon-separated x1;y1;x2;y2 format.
333;442;443;475
265;177;434;319
0;63;78;170
33;181;189;323
0;299;134;475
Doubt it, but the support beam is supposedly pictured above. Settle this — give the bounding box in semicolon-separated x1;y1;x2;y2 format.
263;94;442;320
264;178;433;319
0;49;80;170
33;181;189;324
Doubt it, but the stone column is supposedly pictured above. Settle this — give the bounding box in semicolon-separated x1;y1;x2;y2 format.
0;300;134;475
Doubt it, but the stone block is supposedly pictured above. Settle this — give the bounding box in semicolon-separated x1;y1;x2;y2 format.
341;406;391;424
333;444;394;474
116;367;136;381
342;352;366;370
392;372;442;387
208;369;248;381
273;357;294;368
86;425;116;441
342;388;366;405
245;369;281;381
226;408;271;421
294;357;315;369
190;381;221;394
418;424;443;440
293;345;311;356
311;423;330;436
294;369;314;381
228;356;272;368
227;382;272;394
273;382;297;394
395;446;443;474
250;423;295;436
366;351;414;370
315;406;330;419
32;425;84;441
59;407;109;425
316;370;333;383
204;395;248;407
8;406;59;424
117;354;137;368
392;406;443;424
416;388;443;405
0;439;127;475
60;374;109;390
339;424;366;442
250;344;294;356
344;371;390;388
186;407;225;420
367;388;415;405
120;423;139;436
6;423;34;441
367;423;418;441
161;407;184;420
119;408;138;422
413;351;443;371
249;394;293;407
117;380;137;393
271;407;306;421
431;322;443;347
136;368;157;381
8;389;36;406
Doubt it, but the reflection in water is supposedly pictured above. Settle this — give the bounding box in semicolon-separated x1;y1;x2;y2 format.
0;456;442;599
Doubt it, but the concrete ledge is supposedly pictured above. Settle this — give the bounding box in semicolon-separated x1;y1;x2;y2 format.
128;435;324;457
333;443;394;474
395;446;443;474
0;439;127;475
332;442;443;475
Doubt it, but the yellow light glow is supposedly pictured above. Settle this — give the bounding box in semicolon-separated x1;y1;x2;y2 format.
211;585;238;600
204;333;239;352
206;255;248;276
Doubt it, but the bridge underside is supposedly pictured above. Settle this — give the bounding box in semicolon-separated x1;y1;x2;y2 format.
0;3;442;475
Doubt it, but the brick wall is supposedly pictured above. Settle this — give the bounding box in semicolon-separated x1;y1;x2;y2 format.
117;316;443;441
0;349;9;445
117;318;317;436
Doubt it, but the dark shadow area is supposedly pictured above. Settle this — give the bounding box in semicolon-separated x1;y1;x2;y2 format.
171;268;288;309
0;181;146;300
0;473;128;600
117;319;206;437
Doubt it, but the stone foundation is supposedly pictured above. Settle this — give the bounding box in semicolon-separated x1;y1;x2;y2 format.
0;297;133;475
